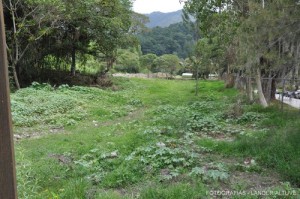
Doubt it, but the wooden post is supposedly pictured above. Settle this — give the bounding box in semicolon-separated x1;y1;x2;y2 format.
0;1;18;198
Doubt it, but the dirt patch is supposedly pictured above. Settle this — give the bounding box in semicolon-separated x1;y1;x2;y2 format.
98;108;145;127
229;171;282;191
198;150;283;194
48;153;73;165
14;127;65;141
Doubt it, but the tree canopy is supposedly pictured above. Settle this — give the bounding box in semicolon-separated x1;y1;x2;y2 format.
4;0;135;88
184;0;300;106
138;22;195;58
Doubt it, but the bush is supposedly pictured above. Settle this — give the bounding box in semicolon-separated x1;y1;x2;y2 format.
11;83;87;127
114;64;140;73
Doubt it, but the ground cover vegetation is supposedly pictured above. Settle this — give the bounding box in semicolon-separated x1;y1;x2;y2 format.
13;78;300;198
5;0;300;198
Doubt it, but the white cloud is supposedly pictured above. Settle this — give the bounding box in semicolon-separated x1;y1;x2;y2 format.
133;0;184;14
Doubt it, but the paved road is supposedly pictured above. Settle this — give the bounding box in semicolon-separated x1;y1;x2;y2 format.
275;94;300;109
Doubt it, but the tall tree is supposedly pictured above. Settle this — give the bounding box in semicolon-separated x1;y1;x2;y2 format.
183;0;300;106
4;0;135;87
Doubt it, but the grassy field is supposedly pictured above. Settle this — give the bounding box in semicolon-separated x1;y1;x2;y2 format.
12;78;300;199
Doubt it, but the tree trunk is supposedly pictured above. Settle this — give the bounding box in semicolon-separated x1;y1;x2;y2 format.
263;72;273;102
234;72;240;89
9;0;20;89
235;71;246;91
255;68;268;107
246;77;254;102
12;64;20;90
270;78;276;100
295;43;299;90
103;57;114;75
71;45;76;76
225;73;234;88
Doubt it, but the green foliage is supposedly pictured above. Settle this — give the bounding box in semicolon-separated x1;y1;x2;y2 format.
11;83;87;127
11;82;132;128
139;53;158;71
74;148;144;188
139;182;207;199
184;0;300;97
236;112;263;124
152;54;181;75
5;0;134;86
150;101;225;135
115;49;141;73
59;179;89;199
14;78;300;199
128;99;143;106
125;143;197;171
138;22;195;58
17;148;40;199
190;163;229;181
216;119;300;186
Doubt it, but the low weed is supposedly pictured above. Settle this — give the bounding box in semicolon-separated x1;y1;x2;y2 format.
190;163;229;182
215;121;300;186
16;148;40;199
139;181;207;199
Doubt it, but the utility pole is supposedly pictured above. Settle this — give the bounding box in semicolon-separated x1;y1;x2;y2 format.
0;1;18;198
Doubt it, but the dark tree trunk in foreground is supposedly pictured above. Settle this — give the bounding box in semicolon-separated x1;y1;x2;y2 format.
0;1;18;196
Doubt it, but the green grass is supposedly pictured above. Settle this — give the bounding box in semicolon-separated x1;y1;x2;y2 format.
12;78;300;198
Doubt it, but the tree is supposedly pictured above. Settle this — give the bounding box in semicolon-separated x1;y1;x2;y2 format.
139;53;157;72
4;0;62;89
138;22;195;58
183;0;300;107
4;0;135;87
115;48;140;73
153;54;180;76
91;0;133;74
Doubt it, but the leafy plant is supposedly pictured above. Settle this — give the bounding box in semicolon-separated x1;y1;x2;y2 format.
237;112;263;124
126;142;198;173
190;163;229;181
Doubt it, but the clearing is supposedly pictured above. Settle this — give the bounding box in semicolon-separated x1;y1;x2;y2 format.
13;78;300;199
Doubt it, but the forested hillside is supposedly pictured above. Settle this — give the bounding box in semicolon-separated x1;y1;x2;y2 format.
138;22;195;58
145;10;183;28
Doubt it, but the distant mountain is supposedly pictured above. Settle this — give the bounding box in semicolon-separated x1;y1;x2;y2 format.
145;10;183;28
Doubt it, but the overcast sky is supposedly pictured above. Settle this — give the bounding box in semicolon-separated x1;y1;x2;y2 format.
133;0;184;14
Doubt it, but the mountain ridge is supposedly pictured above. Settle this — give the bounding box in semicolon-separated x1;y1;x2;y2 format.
144;10;183;28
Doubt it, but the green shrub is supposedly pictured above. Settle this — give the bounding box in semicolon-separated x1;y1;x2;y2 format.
11;83;92;127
